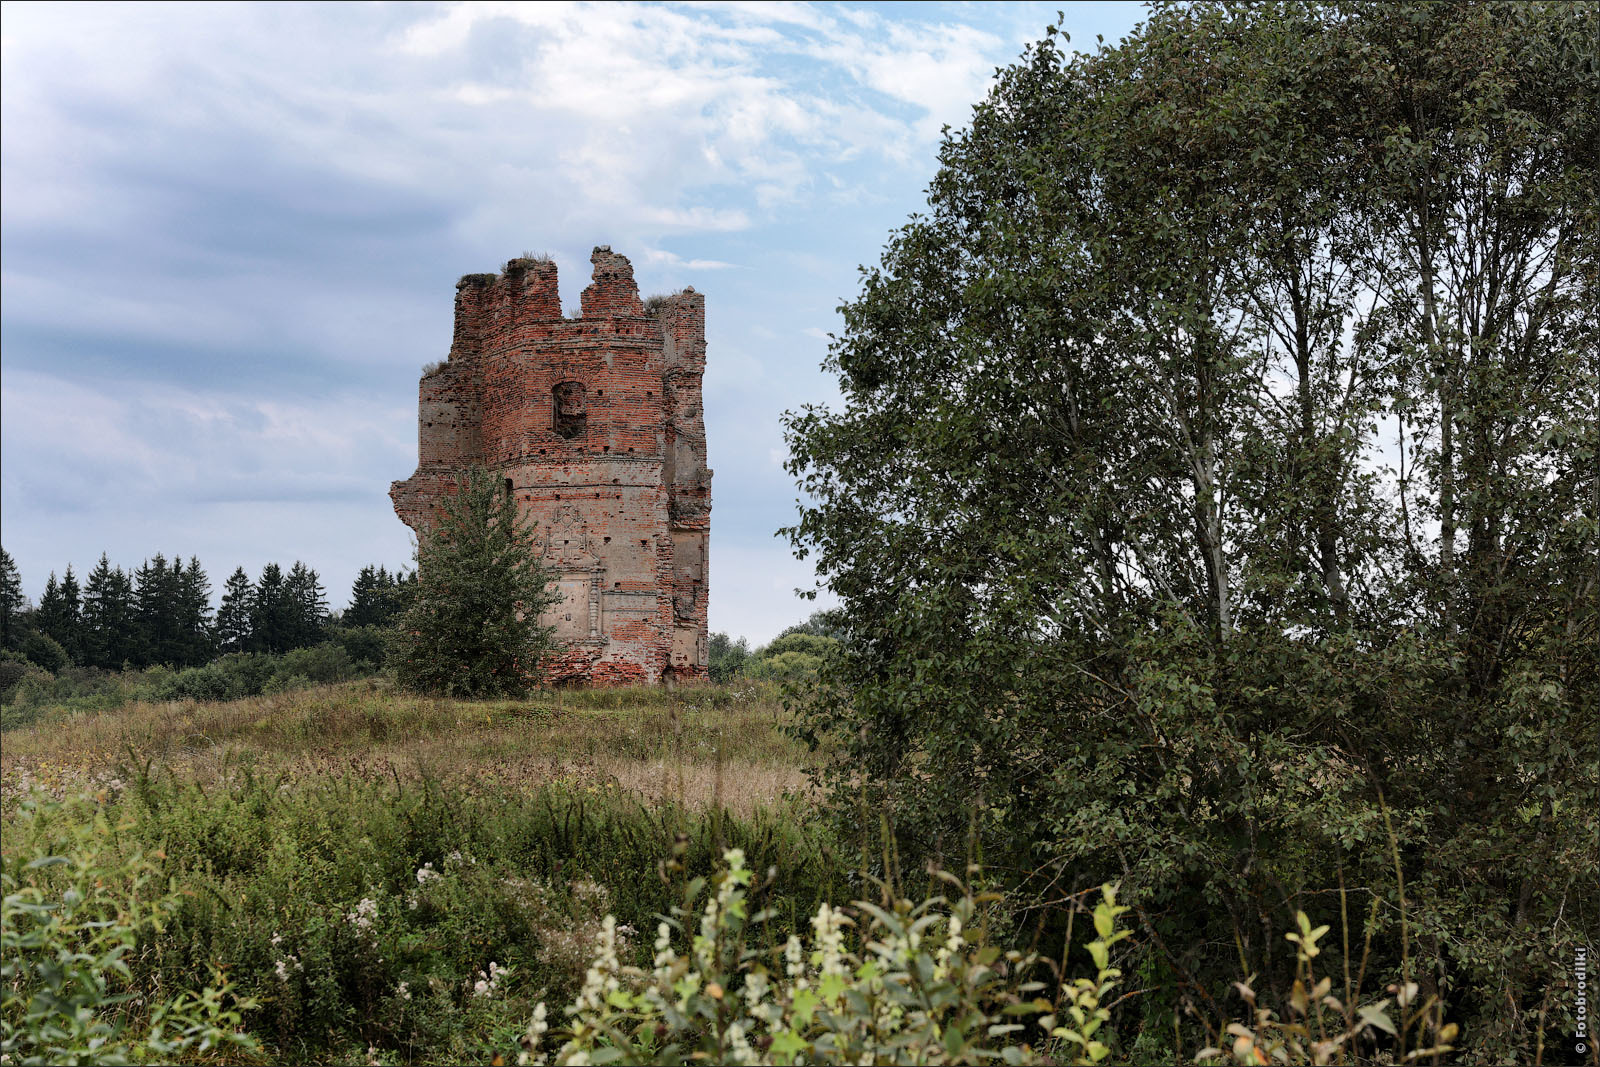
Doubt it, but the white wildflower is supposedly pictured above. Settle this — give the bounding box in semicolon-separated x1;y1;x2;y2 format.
811;902;849;979
518;1002;549;1066
472;962;507;998
653;921;675;971
743;968;771;1013
935;913;965;978
571;915;622;1016
416;863;441;885
346;896;378;931
785;934;807;983
726;1020;757;1065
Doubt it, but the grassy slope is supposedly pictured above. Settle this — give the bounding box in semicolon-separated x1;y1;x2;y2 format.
1;681;836;1064
1;678;812;813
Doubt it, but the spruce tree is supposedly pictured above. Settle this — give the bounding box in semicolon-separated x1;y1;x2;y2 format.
346;565;381;628
106;565;137;667
346;565;405;628
251;564;294;655
215;567;255;655
285;562;328;649
177;557;214;665
134;554;183;666
81;554;138;669
35;570;82;664
390;468;559;697
36;574;61;631
0;547;24;651
61;566;84;664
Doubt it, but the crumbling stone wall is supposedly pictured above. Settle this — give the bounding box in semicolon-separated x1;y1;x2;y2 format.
391;247;712;685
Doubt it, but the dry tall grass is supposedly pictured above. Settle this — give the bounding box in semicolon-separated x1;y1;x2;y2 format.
0;679;814;814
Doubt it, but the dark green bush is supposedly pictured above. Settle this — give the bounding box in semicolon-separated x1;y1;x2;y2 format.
3;644;385;728
18;631;68;673
151;662;237;702
330;624;388;671
707;632;750;683
275;642;355;685
0;650;37;705
759;632;838;659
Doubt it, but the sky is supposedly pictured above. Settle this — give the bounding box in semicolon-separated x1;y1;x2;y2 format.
1;0;1145;644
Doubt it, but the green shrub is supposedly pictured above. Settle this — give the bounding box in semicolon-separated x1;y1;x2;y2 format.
0;649;36;704
3;645;384;724
0;794;259;1065
18;631;69;674
330;624;389;671
4;666;136;723
526;851;1459;1067
758;633;838;660
745;651;825;683
208;652;279;696
274;642;356;686
150;662;235;702
524;848;1128;1066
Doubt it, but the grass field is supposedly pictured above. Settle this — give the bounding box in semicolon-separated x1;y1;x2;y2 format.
0;678;813;813
0;677;1496;1065
1;679;848;1065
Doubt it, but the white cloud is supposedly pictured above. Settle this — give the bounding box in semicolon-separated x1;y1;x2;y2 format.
639;247;738;271
1;0;1139;631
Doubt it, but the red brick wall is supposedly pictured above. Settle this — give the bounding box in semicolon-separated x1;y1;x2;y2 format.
391;247;712;685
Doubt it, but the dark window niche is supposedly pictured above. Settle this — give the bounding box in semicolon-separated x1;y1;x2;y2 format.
553;381;587;439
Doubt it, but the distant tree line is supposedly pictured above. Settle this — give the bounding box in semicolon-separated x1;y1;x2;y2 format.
707;610;843;683
0;547;410;673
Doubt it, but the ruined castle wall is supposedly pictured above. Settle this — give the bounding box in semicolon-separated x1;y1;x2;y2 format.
391;248;712;685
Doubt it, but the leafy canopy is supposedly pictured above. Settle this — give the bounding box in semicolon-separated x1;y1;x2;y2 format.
782;3;1597;1061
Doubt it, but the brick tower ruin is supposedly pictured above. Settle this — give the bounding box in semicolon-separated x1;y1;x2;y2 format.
390;247;711;685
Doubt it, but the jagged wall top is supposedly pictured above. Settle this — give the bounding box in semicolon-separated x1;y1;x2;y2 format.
444;247;702;368
582;246;646;318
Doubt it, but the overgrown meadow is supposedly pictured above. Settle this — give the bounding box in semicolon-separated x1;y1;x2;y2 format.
3;680;844;1065
0;674;1522;1066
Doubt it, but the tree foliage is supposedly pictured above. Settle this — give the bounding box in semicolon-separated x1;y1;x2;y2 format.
214;567;255;656
0;551;353;675
783;3;1597;1061
35;568;82;664
707;632;751;684
1;549;27;652
345;565;410;629
390;468;559;697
